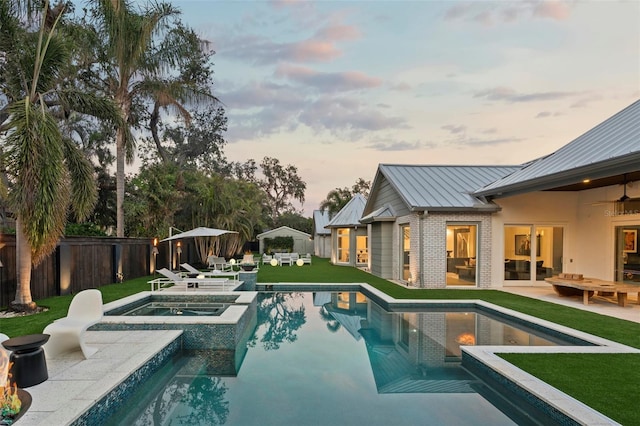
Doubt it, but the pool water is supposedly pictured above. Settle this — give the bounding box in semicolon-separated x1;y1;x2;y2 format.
106;292;580;425
118;302;229;316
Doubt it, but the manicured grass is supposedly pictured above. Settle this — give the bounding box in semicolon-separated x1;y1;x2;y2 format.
1;258;638;423
500;353;640;426
0;276;150;337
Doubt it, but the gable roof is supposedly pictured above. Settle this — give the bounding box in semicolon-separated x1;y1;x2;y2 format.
256;226;311;239
312;210;331;235
369;164;520;212
474;99;640;198
360;204;396;224
326;194;367;228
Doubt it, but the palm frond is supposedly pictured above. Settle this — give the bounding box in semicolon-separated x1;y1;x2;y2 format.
5;99;70;263
61;137;98;221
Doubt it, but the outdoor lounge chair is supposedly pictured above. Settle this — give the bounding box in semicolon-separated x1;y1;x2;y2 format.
43;289;103;359
152;268;230;291
181;263;236;277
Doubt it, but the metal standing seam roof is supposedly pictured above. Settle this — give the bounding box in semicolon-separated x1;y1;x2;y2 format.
360;204;397;224
378;164;521;210
312;210;331;235
256;226;311;239
326;193;367;228
475;99;640;197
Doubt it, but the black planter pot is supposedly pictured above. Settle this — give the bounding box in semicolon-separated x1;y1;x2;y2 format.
240;264;256;271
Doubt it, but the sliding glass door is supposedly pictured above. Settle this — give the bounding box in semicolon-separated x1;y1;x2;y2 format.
504;225;563;282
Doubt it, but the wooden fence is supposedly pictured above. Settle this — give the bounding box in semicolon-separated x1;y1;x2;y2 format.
0;235;162;307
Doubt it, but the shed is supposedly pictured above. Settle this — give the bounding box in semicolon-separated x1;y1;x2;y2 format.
256;226;313;254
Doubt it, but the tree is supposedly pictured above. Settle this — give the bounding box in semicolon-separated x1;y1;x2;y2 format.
257;157;306;222
145;105;229;174
85;0;214;237
0;1;122;310
125;164;267;259
320;178;371;218
275;212;313;234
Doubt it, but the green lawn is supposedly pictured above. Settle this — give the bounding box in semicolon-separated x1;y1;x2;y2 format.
1;257;638;424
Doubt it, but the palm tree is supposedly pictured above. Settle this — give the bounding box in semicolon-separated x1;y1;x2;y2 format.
88;0;215;237
0;1;124;310
319;187;352;218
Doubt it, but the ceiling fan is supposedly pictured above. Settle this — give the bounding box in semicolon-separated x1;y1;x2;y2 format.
591;174;639;206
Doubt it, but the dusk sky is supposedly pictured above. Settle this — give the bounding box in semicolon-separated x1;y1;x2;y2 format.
177;0;640;215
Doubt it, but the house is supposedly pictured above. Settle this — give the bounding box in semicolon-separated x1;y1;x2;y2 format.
325;194;368;267
361;165;520;286
362;99;640;289
312;210;331;258
256;226;313;254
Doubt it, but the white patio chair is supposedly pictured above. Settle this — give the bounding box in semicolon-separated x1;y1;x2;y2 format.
302;253;312;265
280;254;292;266
262;254;273;265
43;289;103;359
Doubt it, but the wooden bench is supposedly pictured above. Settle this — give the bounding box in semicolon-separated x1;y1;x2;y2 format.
545;276;640;307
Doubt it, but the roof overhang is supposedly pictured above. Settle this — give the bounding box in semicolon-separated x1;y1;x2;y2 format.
474;153;640;199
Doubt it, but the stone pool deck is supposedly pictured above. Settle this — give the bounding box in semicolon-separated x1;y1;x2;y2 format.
17;329;182;425
13;283;639;425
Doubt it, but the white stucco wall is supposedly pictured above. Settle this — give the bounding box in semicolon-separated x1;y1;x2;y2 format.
492;184;640;286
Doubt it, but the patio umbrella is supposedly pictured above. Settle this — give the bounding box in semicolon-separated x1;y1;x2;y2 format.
161;227;239;266
160;227;237;241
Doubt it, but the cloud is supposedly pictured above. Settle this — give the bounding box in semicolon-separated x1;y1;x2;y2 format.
536;111;563;118
367;140;434;151
216;17;360;65
443;1;573;24
449;136;523;148
275;64;382;92
315;24;360;41
299;97;409;139
570;94;604;109
219;35;342;64
533;1;572;20
474;86;577;103
442;124;467;134
219;81;406;141
389;82;411;91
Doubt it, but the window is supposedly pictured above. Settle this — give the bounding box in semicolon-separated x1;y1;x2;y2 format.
401;225;410;281
504;225;563;281
446;224;477;286
337;228;350;263
356;235;368;264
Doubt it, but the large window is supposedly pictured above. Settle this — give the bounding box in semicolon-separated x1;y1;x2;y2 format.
356;235;368;264
446;224;478;286
504;225;563;281
615;225;640;283
337;228;350;263
401;225;410;281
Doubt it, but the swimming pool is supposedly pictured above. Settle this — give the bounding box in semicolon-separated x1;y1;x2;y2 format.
103;291;588;425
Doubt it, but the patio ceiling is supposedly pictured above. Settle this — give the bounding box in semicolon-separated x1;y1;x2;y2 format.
547;170;640;192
